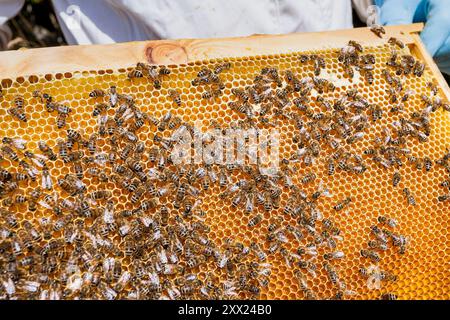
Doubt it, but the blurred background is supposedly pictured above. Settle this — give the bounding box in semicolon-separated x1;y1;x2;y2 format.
5;0;66;50
5;0;367;50
3;0;450;83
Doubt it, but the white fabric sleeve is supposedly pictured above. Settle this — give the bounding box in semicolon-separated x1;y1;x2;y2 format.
52;0;353;45
352;0;375;24
0;0;25;50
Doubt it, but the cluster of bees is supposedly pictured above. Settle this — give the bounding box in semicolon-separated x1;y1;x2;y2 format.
0;87;276;299
437;149;450;202
358;215;408;301
0;25;449;300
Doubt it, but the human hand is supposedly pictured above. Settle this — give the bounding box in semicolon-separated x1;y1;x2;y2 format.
376;0;450;75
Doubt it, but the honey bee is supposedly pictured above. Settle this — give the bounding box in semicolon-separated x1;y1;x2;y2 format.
89;89;106;98
65;150;84;163
346;132;364;144
14;194;27;204
301;172;316;184
382;69;394;85
381;293;398;300
343;65;355;78
1;145;19;161
323;251;345;260
388;37;405;49
368;239;388;251
196;67;211;79
323;262;339;285
2;137;26;151
89;190;112;201
399;89;414;103
364;70;374;84
13;95;25;108
248;214;262;228
438;194;450;202
333;197;352;211
159;66;171;76
8;106;27;122
147;146;159;163
426;81;438;96
377;216;398;229
402;188;416;206
37;141;57;161
108;85;118;107
168;89;182;107
362;53;376;64
56;113;67;129
152;78;162;89
231;88;249;103
297;54;311;63
313;55;326;76
392;171;401;187
348;40;363;52
128;69;143;79
440;179;450;188
413;60;425;77
202;89;222;100
41;167;53;190
424;156;432;171
370;24;385;38
213;62;231;74
360;249;380;262
93;103;108;117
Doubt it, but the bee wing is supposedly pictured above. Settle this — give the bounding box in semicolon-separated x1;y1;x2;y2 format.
200;287;209;298
283;255;292;267
42;174;53;190
87;197;97;205
41;174;47;189
307;268;317;278
140;216;153;227
3;278;15;295
34;153;48;160
158;249;168;264
31;158;44;168
344;289;357;296
366;274;381;290
39;289;49;300
12;138;27;149
27;166;39;176
109;94;118;107
152;229;161;241
277;232;288;243
84;231;97;248
38;200;53;210
98;115;108;125
94;153;107;166
169;252;179;264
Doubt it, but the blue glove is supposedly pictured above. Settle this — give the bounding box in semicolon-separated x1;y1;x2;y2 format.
375;0;450;75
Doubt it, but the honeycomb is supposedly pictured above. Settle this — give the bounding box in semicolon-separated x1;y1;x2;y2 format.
0;33;449;300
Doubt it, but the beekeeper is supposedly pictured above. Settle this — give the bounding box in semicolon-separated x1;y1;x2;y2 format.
0;0;448;74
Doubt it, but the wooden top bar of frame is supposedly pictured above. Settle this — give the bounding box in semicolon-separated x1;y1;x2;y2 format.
0;23;424;79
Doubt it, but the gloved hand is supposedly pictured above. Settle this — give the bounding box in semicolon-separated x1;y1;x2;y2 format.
375;0;450;75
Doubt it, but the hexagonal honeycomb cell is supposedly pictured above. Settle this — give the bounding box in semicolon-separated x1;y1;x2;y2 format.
0;35;449;300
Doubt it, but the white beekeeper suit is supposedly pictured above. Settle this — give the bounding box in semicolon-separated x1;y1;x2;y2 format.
0;0;372;49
